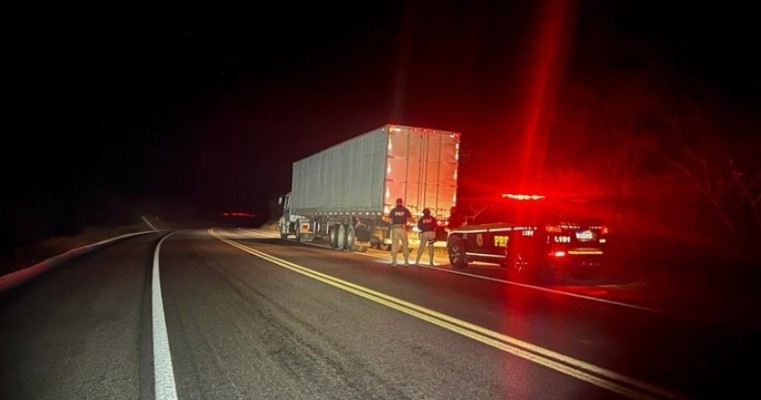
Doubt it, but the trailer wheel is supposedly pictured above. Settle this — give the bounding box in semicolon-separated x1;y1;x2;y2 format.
345;225;356;251
328;224;339;248
336;224;347;250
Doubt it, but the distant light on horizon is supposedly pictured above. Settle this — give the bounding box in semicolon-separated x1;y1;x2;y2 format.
222;212;257;218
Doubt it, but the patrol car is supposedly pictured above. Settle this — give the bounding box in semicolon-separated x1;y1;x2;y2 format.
445;194;608;279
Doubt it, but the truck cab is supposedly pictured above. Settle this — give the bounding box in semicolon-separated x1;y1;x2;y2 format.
277;192;301;240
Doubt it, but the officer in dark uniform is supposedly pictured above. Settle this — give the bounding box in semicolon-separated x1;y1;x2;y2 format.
447;206;464;230
415;208;438;266
388;198;412;266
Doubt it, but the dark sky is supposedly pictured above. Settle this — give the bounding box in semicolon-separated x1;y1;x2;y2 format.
4;1;759;240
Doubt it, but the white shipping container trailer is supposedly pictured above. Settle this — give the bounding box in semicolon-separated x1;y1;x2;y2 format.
278;124;460;251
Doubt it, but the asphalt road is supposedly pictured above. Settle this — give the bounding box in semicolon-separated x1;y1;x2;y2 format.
1;228;758;399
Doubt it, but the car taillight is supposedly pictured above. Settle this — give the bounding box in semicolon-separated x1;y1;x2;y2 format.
549;251;566;257
600;225;609;235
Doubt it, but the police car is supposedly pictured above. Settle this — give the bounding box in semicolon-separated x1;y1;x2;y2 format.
446;194;608;279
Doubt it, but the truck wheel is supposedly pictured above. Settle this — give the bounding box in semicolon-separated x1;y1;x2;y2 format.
277;218;288;239
328;224;339;248
447;236;468;269
336;224;347;250
346;225;356;251
294;224;301;242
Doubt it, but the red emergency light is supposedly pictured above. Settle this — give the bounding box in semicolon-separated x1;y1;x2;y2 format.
502;193;546;200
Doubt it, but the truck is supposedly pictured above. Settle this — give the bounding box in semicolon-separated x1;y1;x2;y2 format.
278;124;460;252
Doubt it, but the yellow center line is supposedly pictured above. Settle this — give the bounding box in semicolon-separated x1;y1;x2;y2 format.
209;229;687;400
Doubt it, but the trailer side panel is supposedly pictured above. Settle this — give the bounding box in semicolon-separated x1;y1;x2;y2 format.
290;127;388;215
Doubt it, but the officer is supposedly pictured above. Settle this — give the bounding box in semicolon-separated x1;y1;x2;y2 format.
447;206;464;230
388;198;412;266
415;208;438;266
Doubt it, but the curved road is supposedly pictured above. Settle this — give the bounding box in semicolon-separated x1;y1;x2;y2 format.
1;228;758;399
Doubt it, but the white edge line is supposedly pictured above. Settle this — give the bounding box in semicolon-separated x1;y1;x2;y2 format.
153;231;179;400
441;268;662;313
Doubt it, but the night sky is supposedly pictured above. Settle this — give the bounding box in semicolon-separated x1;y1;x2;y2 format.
4;1;759;248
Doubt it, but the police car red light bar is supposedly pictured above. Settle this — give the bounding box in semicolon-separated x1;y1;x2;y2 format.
502;193;545;200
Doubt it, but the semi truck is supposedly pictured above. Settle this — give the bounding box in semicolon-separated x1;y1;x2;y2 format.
278;124;460;251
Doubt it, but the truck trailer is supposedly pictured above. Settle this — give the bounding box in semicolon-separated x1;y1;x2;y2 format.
278;124;460;251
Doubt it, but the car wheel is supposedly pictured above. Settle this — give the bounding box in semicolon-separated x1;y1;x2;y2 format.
447;236;468;269
507;252;531;280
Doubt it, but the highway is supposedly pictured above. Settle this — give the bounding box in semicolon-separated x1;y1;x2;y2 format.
1;228;758;399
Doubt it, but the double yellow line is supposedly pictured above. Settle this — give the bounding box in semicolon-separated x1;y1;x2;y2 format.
210;229;686;400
